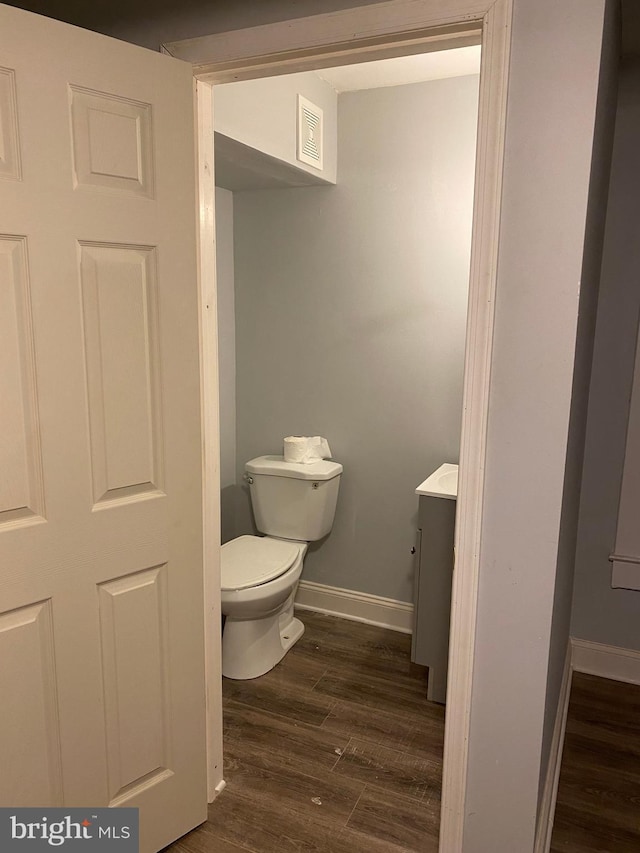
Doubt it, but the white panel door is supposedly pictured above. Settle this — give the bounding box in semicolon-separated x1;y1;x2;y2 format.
0;5;207;851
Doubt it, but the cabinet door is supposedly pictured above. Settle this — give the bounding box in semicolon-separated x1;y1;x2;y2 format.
411;527;423;662
413;497;456;703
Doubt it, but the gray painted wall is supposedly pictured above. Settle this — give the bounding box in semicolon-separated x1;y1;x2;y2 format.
463;0;609;849
215;188;237;544
571;58;640;650
232;75;479;603
541;0;618;808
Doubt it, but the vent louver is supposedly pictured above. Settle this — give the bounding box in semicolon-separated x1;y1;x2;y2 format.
297;95;323;171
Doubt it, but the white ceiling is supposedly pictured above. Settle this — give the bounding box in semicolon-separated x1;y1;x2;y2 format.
316;45;481;93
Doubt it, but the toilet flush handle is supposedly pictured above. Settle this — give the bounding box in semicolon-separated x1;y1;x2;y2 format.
243;473;254;485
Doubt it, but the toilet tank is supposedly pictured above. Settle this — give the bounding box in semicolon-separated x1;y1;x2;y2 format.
245;455;343;541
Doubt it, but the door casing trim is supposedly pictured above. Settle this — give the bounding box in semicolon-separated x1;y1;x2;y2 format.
184;2;513;848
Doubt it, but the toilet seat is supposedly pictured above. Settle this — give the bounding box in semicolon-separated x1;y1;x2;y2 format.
221;535;299;591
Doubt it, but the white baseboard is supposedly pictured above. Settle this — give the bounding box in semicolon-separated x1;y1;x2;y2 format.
534;644;573;853
571;637;640;685
294;580;413;634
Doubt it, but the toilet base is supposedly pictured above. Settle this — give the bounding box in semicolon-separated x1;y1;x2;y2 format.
222;610;305;680
280;614;305;654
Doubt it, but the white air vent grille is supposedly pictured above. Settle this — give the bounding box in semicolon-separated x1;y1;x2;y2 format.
297;95;323;171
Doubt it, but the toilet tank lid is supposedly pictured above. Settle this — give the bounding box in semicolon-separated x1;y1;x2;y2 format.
246;455;343;481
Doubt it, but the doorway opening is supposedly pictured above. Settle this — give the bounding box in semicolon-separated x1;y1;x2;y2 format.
205;44;479;852
178;3;512;849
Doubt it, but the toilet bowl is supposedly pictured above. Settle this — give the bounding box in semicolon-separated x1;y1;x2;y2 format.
220;454;342;680
221;535;308;680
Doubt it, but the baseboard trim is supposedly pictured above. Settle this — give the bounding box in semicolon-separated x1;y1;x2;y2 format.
534;644;573;853
571;637;640;685
294;580;413;634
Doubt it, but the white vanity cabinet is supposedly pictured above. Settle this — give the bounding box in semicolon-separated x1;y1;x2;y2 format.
412;465;458;704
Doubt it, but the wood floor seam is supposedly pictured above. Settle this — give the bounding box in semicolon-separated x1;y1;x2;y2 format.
331;740;348;769
331;736;353;771
343;783;365;828
310;668;331;692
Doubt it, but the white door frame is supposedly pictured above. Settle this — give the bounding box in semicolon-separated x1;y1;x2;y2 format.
194;80;225;804
180;0;512;848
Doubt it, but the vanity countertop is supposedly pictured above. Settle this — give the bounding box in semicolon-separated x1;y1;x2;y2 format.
416;463;458;500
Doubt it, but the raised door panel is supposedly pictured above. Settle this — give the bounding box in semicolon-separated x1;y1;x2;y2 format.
98;565;172;804
0;235;44;526
0;66;21;181
70;87;154;197
0;600;63;806
80;243;164;507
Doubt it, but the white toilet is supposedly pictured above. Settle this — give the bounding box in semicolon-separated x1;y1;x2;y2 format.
221;454;342;680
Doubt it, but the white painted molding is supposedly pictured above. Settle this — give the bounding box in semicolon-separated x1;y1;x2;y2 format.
610;556;640;591
295;580;413;634
571;637;640;685
165;0;486;81
534;645;573;853
440;2;512;850
196;80;225;804
610;552;640;564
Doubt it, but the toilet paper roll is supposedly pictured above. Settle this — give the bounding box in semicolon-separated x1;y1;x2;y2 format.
283;436;332;464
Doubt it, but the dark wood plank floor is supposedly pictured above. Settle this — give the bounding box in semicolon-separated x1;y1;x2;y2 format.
169;611;444;853
165;616;640;853
551;672;640;852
